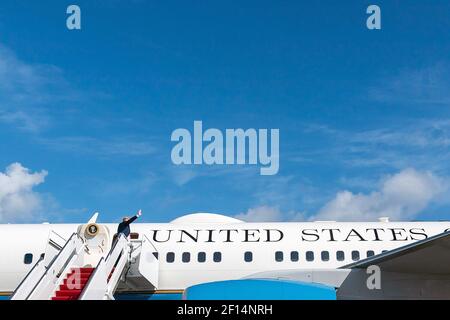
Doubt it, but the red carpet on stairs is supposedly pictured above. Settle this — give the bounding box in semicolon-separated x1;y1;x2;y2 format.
51;267;94;300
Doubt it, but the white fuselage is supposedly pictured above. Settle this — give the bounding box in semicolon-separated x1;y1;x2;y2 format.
1;221;450;294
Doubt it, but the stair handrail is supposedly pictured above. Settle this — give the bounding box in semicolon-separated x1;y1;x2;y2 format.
11;230;69;299
79;234;130;300
105;236;131;296
137;234;160;288
11;232;80;300
42;230;69;268
10;255;45;300
142;233;158;254
77;256;106;300
27;233;84;299
48;230;67;250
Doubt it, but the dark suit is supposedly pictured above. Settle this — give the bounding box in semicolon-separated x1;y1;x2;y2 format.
117;215;138;237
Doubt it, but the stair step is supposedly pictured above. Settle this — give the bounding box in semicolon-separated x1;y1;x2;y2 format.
64;280;88;284
68;271;94;276
70;272;93;277
55;290;82;297
59;284;86;290
66;274;92;278
63;279;89;286
52;296;78;300
67;270;94;275
52;267;96;300
64;274;90;279
76;267;94;272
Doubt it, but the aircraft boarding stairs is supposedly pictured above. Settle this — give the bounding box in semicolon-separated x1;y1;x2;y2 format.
11;216;159;300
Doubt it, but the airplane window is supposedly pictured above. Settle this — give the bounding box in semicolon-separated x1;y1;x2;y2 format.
367;250;375;257
213;252;222;262
382;250;388;253
306;251;314;262
40;253;45;260
166;252;175;263
321;251;330;261
275;251;283;262
352;251;360;261
182;252;190;263
24;253;33;265
244;251;253;262
198;252;206;263
290;251;299;262
336;251;345;261
152;252;159;259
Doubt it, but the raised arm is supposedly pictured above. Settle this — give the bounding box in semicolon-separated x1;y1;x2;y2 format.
125;209;142;225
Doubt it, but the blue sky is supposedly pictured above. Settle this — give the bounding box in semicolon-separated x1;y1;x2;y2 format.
0;1;449;223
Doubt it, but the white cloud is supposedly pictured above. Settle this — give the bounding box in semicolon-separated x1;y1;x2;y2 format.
0;44;72;132
235;205;305;222
369;63;450;105
37;136;156;157
98;172;157;196
295;119;450;174
169;165;256;187
312;168;445;222
0;163;48;222
350;119;450;149
235;206;283;222
171;167;199;186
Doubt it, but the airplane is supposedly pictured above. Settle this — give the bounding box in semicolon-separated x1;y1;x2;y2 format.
1;212;450;300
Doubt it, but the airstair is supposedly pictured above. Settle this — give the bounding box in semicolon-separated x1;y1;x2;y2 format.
11;214;159;300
